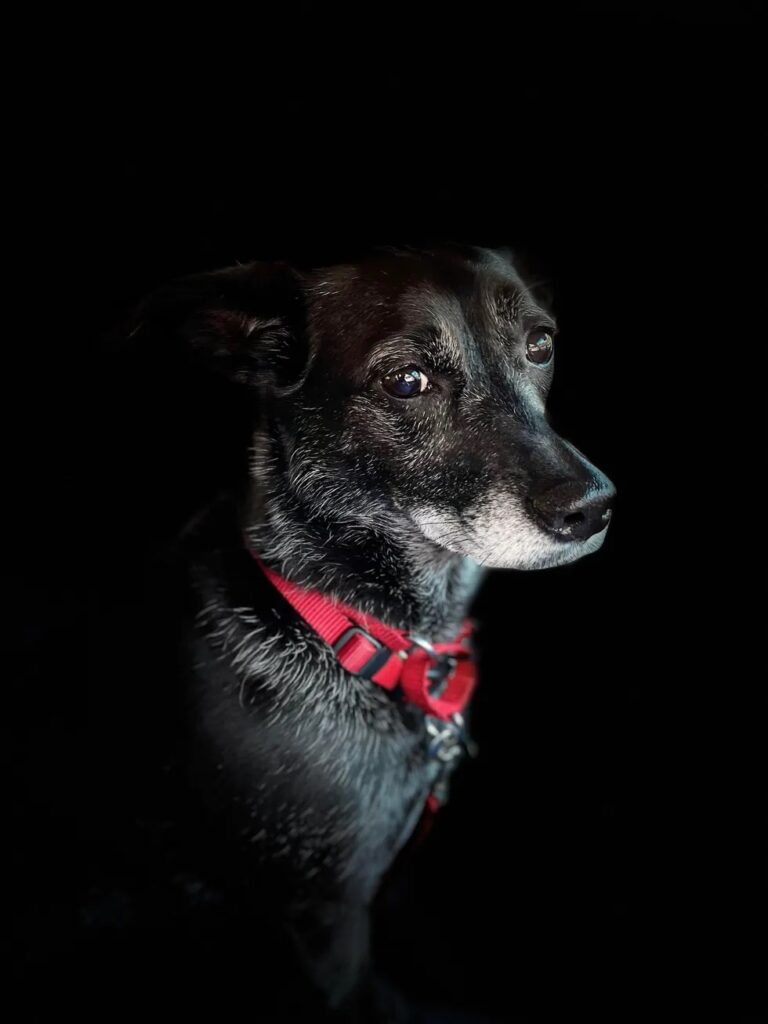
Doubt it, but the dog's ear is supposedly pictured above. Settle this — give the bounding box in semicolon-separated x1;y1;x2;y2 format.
130;261;312;394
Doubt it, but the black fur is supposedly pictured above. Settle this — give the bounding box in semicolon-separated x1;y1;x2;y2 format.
22;246;614;1022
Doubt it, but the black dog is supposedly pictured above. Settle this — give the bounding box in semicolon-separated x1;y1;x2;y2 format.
47;246;615;1021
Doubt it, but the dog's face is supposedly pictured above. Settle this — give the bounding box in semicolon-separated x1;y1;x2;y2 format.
154;246;614;571
286;247;614;570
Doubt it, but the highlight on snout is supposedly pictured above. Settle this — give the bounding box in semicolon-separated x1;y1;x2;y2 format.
409;485;612;571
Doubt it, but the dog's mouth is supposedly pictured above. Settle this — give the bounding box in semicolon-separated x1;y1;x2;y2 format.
406;495;611;571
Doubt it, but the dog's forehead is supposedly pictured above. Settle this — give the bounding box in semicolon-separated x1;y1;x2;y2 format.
306;248;543;356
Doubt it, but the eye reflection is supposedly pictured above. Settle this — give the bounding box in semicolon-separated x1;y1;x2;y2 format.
382;366;430;398
526;330;554;366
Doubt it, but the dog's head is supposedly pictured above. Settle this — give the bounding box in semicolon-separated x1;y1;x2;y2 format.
144;246;614;570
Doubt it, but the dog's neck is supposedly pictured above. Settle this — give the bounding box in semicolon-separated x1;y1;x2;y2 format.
240;471;484;642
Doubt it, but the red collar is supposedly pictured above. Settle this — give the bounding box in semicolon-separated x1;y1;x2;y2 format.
253;554;477;723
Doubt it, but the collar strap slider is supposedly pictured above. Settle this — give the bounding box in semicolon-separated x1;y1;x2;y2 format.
332;626;393;679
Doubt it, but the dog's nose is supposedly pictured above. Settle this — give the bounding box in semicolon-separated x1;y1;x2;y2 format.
530;480;615;541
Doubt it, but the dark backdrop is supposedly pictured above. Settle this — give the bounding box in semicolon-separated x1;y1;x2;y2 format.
10;4;764;1022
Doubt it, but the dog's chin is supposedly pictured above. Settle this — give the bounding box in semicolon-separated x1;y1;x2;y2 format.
428;525;608;570
409;502;609;570
486;525;609;570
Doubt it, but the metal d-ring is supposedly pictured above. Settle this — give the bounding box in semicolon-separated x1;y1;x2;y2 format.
408;635;459;698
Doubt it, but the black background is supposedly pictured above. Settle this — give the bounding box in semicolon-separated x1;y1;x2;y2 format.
10;3;765;1022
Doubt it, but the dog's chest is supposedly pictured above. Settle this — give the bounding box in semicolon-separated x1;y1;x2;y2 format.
186;619;435;897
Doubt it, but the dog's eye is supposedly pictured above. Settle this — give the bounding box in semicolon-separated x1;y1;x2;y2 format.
381;366;430;398
526;329;554;365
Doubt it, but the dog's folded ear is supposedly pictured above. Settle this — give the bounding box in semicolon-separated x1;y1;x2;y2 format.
130;261;311;394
